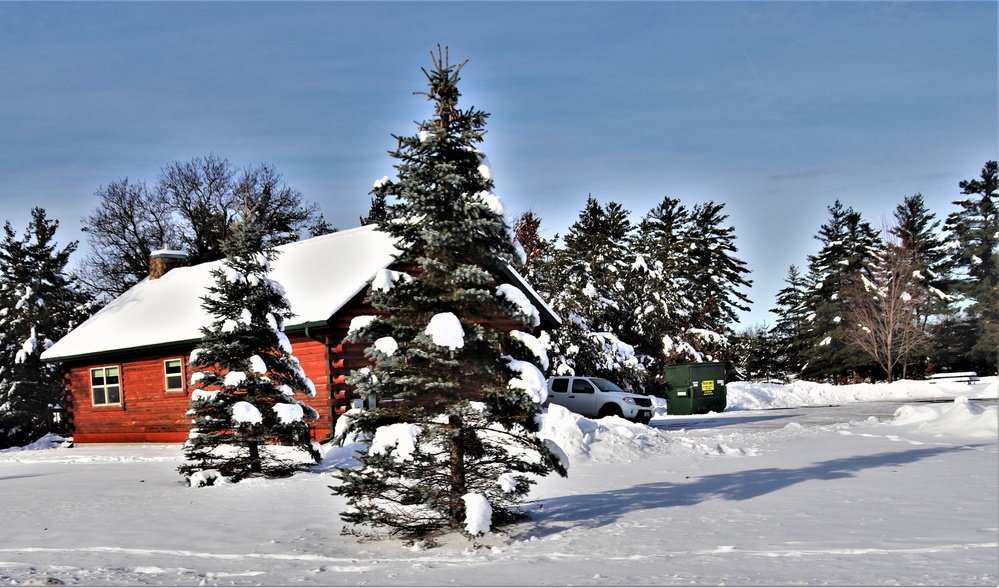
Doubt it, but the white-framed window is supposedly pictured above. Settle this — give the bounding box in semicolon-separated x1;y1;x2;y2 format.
164;359;184;392
91;366;121;406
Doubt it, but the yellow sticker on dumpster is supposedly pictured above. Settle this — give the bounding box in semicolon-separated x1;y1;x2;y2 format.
701;380;715;394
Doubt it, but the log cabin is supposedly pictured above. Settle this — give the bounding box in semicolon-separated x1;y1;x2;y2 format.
40;225;559;443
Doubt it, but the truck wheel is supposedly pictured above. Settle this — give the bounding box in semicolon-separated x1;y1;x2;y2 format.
598;404;623;419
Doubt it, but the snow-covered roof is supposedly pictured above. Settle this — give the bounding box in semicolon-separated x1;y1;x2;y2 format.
42;225;399;362
42;224;559;362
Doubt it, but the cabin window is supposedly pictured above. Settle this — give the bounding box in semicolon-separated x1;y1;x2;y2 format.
91;366;121;406
164;359;184;392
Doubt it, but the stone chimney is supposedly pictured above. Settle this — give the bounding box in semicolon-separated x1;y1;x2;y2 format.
149;248;188;280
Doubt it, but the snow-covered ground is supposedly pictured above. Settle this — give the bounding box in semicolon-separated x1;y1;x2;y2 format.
1;377;996;586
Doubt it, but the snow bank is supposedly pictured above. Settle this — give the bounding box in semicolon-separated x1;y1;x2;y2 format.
505;358;547;404
273;403;305;424
537;404;672;464
371;268;413;292
374;336;399;357
0;433;69;452
728;377;997;410
496;284;540;327
891;396;998;439
187;469;232;487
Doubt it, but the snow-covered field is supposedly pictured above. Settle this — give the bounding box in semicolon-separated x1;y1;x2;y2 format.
1;378;996;586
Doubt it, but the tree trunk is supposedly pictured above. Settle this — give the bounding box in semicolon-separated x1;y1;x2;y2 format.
249;441;261;474
448;416;467;529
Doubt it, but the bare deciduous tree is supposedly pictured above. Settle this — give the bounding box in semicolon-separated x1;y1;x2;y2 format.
80;154;325;299
843;227;930;382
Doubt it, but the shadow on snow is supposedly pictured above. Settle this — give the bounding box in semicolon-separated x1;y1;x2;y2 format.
524;445;977;537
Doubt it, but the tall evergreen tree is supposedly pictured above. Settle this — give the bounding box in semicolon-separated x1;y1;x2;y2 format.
545;196;646;388
630;197;699;368
892;193;953;319
944;161;998;374
0;208;93;448
178;204;320;482
628;196;751;374
332;48;566;540
889;193;953;375
800;200;880;381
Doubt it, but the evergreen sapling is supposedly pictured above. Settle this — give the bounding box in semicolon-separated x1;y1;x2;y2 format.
179;205;320;482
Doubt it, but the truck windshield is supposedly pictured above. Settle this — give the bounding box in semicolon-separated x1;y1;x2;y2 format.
590;378;625;392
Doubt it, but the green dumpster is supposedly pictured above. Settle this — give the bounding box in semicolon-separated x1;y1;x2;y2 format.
663;362;727;415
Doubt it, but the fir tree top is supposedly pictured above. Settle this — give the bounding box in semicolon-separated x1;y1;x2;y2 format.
371;45;517;273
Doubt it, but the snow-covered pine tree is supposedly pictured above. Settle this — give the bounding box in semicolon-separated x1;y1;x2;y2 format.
728;323;780;382
332;47;567;540
0;208;93;448
543;196;646;390
684;201;752;330
944;161;998;374
629;196;698;370
628;196;750;377
892;193;953;318
800;200;880;381
178;203;320;482
888;193;954;376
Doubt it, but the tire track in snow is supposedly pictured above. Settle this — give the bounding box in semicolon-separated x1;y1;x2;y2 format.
693;541;999;557
0;545;494;571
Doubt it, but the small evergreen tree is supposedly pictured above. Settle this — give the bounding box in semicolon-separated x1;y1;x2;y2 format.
729;324;780;382
332;47;567;540
0;208;93;448
769;264;812;379
178;204;320;482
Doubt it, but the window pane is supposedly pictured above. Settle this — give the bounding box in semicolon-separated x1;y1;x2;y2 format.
107;386;120;404
106;367;119;385
165;359;183;391
91;369;105;387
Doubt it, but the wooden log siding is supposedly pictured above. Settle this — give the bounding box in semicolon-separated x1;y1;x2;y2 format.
61;336;336;444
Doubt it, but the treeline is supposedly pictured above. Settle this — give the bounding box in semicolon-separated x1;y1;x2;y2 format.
509;194;752;394
733;161;997;383
499;160;996;390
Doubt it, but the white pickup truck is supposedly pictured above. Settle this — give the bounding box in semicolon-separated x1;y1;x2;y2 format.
545;376;654;424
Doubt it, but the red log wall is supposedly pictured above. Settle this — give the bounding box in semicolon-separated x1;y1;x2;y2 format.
62;335;334;444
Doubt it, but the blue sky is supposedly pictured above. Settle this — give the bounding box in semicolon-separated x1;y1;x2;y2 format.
1;1;996;328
